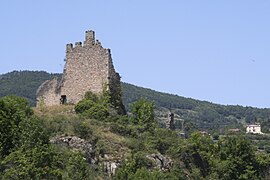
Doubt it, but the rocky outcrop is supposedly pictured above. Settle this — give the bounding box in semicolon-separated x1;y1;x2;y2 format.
101;154;121;176
50;136;174;175
146;153;173;171
50;136;97;163
50;136;120;176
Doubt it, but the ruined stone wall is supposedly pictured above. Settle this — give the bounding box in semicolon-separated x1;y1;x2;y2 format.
36;78;61;106
60;30;114;104
37;30;123;107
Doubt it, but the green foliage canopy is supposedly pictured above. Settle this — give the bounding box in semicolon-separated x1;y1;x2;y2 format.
75;91;110;120
0;96;33;158
0;96;94;179
130;99;155;128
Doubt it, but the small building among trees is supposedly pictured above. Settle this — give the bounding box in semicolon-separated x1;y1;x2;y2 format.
246;123;263;134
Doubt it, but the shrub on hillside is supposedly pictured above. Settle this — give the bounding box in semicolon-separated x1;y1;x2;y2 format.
74;99;95;114
82;104;109;120
75;91;111;121
73;121;93;139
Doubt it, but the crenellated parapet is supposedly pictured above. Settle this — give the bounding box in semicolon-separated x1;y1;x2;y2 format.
75;42;82;47
66;30;106;53
66;43;73;52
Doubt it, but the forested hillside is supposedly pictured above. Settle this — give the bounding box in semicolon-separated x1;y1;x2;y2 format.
1;95;270;179
1;70;270;133
122;83;270;133
0;71;60;106
1;71;270;179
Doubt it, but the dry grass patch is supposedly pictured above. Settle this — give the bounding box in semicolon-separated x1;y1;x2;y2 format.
33;105;76;117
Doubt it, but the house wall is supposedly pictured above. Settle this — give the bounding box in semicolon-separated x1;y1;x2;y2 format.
246;125;262;134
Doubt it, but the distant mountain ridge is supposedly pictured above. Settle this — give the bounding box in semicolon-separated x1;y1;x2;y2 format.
1;70;270;133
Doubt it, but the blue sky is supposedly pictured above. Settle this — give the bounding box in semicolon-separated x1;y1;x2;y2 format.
1;1;270;108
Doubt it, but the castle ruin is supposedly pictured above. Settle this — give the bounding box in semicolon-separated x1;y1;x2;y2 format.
37;30;125;114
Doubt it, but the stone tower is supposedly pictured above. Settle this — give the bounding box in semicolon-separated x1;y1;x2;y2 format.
166;111;175;130
37;30;125;114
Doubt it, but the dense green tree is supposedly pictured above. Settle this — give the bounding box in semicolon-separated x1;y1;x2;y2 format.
75;91;110;120
62;152;93;179
130;99;155;130
74;91;99;114
17;117;49;149
83;103;109;120
74;99;95;114
0;145;93;180
255;152;270;179
186;132;214;177
0;145;62;179
0;96;33;158
214;136;259;179
0;95;95;179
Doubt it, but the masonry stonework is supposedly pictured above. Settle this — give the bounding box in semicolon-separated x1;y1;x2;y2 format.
37;30;125;113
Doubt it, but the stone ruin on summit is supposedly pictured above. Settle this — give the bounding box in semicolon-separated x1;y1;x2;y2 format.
36;30;124;113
